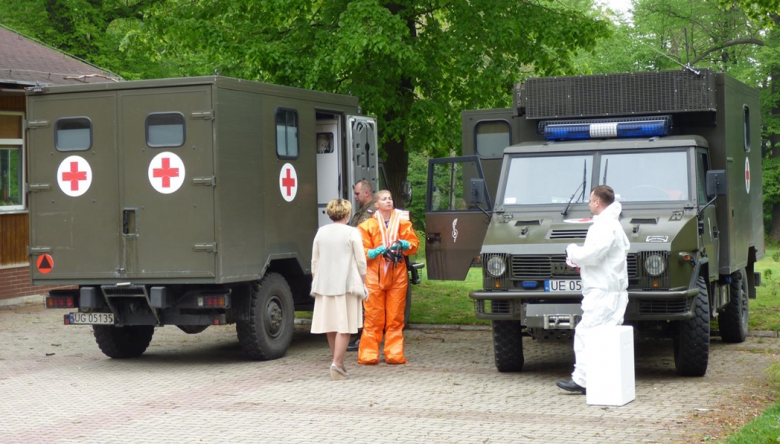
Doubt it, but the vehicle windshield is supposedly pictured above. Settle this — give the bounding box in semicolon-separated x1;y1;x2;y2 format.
501;150;690;206
601;151;689;202
503;155;592;205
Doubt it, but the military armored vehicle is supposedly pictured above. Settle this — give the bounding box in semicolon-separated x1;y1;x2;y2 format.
424;69;763;376
26;76;385;360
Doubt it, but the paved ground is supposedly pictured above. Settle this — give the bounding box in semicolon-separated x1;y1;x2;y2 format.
0;304;777;444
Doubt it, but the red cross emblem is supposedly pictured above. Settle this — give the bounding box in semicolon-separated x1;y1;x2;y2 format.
153;157;179;188
279;163;298;202
62;161;87;191
56;156;92;197
282;168;296;196
745;157;751;194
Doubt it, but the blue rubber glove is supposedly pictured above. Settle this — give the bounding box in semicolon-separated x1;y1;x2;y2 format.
390;240;411;251
368;246;388;259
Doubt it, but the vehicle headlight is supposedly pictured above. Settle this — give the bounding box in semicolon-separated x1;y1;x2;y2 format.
644;254;666;276
486;256;506;278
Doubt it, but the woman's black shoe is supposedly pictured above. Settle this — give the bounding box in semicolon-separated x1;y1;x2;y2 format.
346;338;360;352
556;379;586;394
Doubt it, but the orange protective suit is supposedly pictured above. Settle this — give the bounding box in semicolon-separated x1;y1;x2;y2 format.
357;210;419;365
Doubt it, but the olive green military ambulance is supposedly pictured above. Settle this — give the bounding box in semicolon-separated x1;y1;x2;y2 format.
424;69;763;377
26;76;382;360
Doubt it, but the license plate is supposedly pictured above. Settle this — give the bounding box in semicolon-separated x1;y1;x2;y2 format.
68;312;114;325
544;280;582;292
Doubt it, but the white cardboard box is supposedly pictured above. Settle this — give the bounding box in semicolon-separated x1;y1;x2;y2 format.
585;325;635;406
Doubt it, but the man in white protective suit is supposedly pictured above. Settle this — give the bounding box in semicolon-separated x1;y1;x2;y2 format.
557;185;630;394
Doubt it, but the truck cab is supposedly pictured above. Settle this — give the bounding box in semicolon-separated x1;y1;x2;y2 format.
425;69;763;376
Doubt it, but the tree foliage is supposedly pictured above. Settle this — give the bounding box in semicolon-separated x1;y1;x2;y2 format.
129;0;610;203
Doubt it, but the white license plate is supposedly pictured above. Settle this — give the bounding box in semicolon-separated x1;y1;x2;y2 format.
69;312;114;325
544;280;582;292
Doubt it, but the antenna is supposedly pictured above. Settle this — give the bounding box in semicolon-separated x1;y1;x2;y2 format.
602;159;609;185
643;43;700;76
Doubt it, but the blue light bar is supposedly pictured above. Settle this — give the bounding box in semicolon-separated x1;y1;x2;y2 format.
522;281;539;289
544;120;669;141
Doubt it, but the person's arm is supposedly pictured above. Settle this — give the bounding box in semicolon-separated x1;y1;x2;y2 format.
566;225;613;267
311;232;320;280
398;220;420;256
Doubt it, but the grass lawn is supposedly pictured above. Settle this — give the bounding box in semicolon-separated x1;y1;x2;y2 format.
750;244;780;331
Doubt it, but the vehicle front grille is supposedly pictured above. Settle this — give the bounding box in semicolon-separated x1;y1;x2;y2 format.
638;299;691;315
475;299;511;315
510;254;638;279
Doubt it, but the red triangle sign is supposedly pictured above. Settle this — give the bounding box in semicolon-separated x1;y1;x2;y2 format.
37;254;53;274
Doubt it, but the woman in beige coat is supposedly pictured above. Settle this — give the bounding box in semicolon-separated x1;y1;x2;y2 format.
310;198;367;380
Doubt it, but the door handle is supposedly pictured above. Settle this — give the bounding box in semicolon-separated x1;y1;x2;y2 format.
426;233;441;245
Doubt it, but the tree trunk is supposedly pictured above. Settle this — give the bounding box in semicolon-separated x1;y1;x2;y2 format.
379;3;416;209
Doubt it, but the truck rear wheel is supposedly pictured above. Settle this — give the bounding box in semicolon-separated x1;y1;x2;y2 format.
673;277;709;377
492;320;524;372
236;273;294;361
93;325;154;359
718;269;749;343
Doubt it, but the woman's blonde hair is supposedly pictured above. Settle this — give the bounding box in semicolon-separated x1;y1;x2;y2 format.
326;198;352;221
374;189;392;203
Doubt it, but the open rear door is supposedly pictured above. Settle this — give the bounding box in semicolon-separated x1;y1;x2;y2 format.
425;156;491;280
346;116;379;202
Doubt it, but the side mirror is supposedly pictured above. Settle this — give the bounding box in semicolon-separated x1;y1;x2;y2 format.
469;178;485;205
400;180;413;205
706;170;727;198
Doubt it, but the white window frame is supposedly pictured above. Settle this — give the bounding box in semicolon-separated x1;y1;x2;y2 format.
0;111;26;213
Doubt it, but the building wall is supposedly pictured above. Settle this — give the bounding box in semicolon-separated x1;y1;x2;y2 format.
0;265;74;301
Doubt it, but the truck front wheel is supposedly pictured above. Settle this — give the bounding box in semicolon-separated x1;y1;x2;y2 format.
93;325;154;359
492;320;524;372
718;269;749;343
236;273;295;361
673;277;710;377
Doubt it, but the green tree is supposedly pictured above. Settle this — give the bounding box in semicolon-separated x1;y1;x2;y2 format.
0;0;172;80
133;0;611;205
575;0;780;239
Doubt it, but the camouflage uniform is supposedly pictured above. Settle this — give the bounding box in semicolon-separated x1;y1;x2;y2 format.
350;202;374;227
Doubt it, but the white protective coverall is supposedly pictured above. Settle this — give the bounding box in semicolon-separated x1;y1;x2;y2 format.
565;201;630;388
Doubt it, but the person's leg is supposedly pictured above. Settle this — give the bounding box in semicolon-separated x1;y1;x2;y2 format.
326;332;336;356
572;322;588;387
383;281;408;364
358;288;386;365
347;302;364;352
332;333;351;370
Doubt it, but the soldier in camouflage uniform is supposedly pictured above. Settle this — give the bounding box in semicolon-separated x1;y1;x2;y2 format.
349;180;375;227
347;180;374;351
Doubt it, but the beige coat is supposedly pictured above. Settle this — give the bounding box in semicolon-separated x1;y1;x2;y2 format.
310;223;367;297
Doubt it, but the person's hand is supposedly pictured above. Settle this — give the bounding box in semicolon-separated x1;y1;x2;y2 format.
368;246;388;259
390;240;411;251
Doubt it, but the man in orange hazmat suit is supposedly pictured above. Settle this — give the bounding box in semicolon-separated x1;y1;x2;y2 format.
357;190;419;365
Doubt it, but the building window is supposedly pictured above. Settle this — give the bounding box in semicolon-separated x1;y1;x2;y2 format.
743;105;751;152
276;108;299;159
475;120;511;158
0;112;24;212
146;112;186;148
55;117;92;151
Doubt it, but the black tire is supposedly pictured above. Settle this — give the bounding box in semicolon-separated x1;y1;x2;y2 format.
718;269;749;343
673;277;710;377
236;273;294;361
492;320;524;372
93;325;154;359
